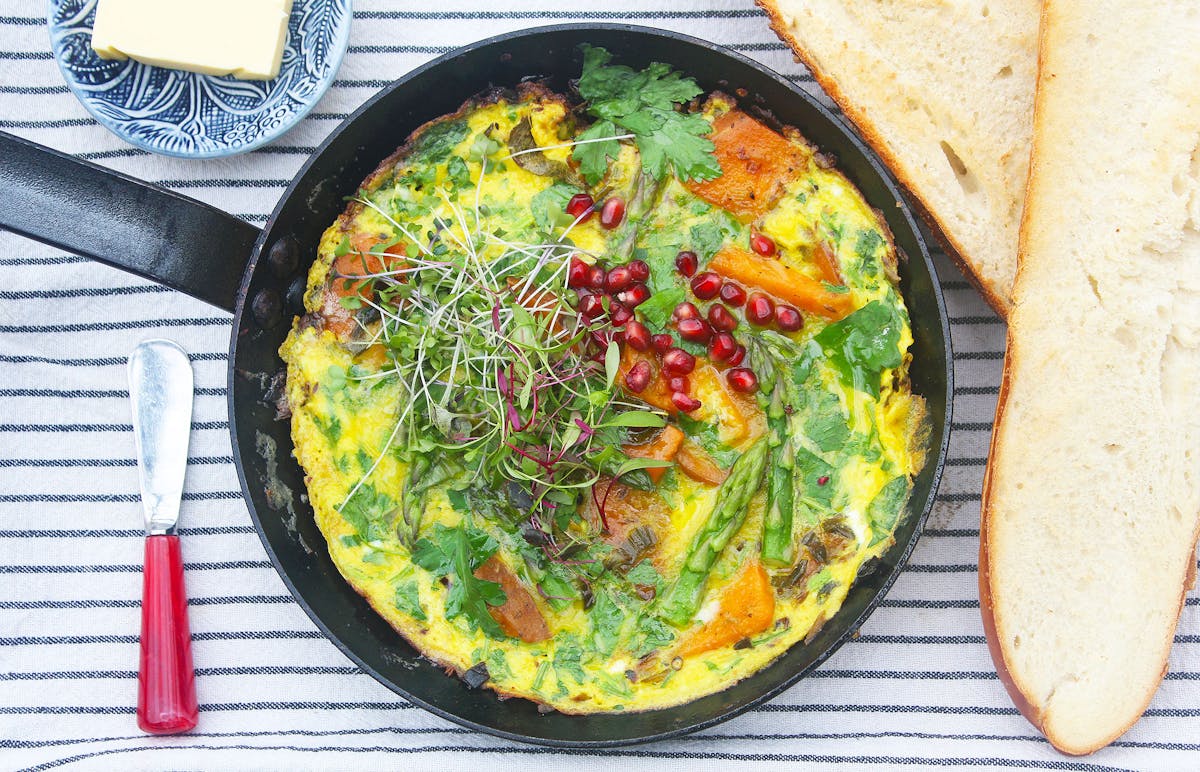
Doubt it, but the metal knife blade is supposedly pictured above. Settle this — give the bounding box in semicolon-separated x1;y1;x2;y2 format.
128;340;194;535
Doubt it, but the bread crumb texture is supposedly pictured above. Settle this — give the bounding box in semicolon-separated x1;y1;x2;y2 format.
987;0;1200;755
759;0;1039;314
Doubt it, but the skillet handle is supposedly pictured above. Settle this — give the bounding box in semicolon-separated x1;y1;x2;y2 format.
0;131;260;314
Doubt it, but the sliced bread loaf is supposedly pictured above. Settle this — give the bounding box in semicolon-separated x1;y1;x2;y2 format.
758;0;1039;315
981;0;1200;755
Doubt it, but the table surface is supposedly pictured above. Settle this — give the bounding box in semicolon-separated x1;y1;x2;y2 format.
1;1;1197;769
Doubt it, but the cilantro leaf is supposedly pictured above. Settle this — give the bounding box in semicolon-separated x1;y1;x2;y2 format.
573;45;720;184
339;484;395;541
630;614;675;658
393;579;427;621
412;524;508;638
589;589;625;656
553;634;587;684
573;121;623;185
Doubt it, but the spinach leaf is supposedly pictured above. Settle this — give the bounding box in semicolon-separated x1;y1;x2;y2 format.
802;391;850;453
793;448;836;509
866;476;911;546
814;301;903;398
414;120;469;163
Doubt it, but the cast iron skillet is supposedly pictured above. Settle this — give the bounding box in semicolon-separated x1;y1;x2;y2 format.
0;24;951;746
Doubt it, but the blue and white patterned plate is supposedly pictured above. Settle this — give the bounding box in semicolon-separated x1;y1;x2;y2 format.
48;0;352;158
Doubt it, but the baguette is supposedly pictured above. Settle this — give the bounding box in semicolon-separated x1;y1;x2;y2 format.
758;0;1039;315
981;0;1200;755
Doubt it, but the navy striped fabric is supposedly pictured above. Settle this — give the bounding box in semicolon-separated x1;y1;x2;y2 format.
1;1;1197;769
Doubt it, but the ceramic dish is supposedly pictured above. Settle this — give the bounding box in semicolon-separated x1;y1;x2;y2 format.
47;0;351;158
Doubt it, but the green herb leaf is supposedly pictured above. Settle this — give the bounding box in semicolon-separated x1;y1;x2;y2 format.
589;589;625;656
636;285;685;329
339;484;395;542
813;301;903;398
603;411;667;429
414;120;469;162
573;120;624;185
553;634;587;684
605;340;621;387
866;476;910;546
412;524;508;637
530;183;581;232
573;45;720;184
630;614;675;658
393;579;427;621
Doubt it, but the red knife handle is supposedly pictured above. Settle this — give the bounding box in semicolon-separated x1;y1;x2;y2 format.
138;534;198;734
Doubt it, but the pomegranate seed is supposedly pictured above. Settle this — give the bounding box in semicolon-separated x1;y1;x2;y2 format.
610;301;633;327
662;348;696;376
719;282;747;307
599;197;626;229
623;320;651;351
605;265;633;293
727;345;747;367
708;304;738;332
567;256;590;289
628;259;650;282
727;367;759;393
587;265;606;291
566;193;595;222
746;293;775;326
817;475;830;486
673;301;700;321
675;250;698;277
709;332;737;362
651;334;674;354
750;233;777;257
690;271;722;300
579;294;604;319
618;283;650;307
775;304;803;332
677;318;712;343
624;361;651;393
671;391;702;412
667;375;689;392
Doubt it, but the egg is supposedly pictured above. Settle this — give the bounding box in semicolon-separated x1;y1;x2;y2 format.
280;80;928;713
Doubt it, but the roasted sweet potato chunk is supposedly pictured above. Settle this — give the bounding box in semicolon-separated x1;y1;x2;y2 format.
677;560;775;657
685;110;807;222
709;245;854;320
474;556;551;643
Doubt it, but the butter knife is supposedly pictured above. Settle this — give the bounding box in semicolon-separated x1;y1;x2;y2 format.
128;339;198;734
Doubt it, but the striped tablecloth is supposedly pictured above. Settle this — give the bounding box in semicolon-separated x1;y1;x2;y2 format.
1;1;1196;769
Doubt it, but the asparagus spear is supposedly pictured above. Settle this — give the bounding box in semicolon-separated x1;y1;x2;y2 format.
659;437;770;626
761;388;795;567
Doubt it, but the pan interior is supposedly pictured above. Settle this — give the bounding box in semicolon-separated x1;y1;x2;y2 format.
228;24;951;746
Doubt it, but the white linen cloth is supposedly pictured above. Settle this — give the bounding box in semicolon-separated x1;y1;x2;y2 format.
1;1;1196;769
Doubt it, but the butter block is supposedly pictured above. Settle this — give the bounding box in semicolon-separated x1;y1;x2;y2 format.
91;0;295;81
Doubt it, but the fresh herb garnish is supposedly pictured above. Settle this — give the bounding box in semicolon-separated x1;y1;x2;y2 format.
412;524;508;638
573;45;720;185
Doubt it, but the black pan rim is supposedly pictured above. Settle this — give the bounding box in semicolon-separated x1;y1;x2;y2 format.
227;22;954;748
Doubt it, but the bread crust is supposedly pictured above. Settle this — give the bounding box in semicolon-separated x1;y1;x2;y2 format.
980;0;1200;754
756;0;1011;318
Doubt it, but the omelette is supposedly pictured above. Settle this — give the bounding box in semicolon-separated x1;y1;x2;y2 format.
280;47;929;713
